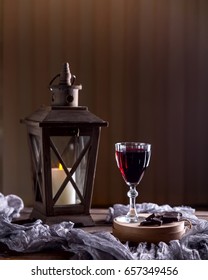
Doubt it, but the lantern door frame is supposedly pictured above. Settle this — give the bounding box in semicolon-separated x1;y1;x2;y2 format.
26;122;102;226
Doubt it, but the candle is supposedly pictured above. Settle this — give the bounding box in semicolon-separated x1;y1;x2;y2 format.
52;164;76;205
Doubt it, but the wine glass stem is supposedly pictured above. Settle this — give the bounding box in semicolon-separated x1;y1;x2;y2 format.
127;185;138;222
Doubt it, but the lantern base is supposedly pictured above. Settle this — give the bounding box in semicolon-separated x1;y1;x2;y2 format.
30;209;95;227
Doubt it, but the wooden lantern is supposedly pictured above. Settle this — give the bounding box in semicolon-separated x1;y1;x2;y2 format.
22;63;108;226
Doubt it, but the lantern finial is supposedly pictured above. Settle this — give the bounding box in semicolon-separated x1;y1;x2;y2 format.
59;62;76;86
49;62;82;107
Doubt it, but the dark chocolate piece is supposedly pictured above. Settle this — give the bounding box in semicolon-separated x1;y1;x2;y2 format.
161;211;182;223
145;213;155;221
140;218;162;226
140;211;182;226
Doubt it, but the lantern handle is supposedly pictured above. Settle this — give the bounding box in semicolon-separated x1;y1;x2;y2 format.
49;74;76;87
49;74;60;87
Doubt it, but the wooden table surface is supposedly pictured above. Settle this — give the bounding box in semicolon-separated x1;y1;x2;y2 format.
0;208;208;260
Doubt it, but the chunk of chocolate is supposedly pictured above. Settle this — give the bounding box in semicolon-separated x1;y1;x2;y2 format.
139;211;182;226
140;217;162;226
145;213;156;221
161;211;182;223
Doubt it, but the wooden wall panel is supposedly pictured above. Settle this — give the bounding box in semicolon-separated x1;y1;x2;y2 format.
1;0;208;208
2;0;22;198
108;0;126;203
0;0;3;188
167;1;186;204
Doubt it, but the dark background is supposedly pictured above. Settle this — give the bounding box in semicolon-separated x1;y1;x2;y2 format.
0;0;208;209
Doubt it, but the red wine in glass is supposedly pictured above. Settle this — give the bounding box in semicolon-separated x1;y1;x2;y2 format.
115;142;151;223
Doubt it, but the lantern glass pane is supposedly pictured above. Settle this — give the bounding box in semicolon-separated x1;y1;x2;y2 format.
29;134;43;202
50;135;90;205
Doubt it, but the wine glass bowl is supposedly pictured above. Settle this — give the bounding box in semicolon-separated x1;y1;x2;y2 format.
115;142;151;223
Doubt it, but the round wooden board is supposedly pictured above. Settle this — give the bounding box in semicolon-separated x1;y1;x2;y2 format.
113;215;186;244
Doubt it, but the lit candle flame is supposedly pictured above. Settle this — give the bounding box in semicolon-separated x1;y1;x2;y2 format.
58;163;63;170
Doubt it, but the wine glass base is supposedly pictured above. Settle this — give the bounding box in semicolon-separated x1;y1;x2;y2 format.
115;215;145;224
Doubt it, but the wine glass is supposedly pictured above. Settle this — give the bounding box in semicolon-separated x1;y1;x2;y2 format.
115;142;151;223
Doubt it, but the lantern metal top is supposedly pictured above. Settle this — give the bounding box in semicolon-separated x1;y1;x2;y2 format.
23;106;108;128
22;62;108;128
49;62;82;107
